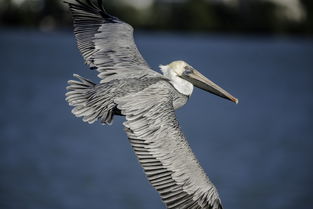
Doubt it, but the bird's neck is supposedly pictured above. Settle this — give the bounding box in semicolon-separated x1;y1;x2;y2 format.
160;65;193;96
170;75;193;96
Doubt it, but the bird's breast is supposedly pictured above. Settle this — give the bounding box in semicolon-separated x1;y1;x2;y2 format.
172;93;189;110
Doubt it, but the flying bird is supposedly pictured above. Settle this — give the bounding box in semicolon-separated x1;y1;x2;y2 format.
65;0;238;208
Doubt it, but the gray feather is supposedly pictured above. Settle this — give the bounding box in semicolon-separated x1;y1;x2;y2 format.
65;74;116;125
115;81;223;209
65;1;224;208
65;0;160;82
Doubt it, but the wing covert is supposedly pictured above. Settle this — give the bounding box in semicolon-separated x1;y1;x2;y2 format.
115;81;223;209
66;0;158;82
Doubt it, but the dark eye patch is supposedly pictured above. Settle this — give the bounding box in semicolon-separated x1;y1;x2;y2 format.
184;66;194;74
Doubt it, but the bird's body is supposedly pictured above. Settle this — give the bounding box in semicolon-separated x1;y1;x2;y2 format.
65;1;238;208
67;75;188;124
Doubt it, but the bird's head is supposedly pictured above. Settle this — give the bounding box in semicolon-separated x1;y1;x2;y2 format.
160;60;238;104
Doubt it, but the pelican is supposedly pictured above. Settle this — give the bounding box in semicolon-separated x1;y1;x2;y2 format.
65;1;238;208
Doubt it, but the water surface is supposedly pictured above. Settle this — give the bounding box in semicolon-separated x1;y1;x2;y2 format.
0;29;312;209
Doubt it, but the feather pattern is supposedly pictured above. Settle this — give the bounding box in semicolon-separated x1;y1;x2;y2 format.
66;0;159;82
65;1;224;208
115;81;223;209
65;74;117;124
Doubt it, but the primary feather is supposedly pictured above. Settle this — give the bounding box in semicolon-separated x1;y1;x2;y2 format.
65;1;223;208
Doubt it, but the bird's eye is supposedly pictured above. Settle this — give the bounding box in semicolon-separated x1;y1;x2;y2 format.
184;66;193;74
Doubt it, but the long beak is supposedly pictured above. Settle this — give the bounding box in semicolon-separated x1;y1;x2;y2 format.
182;69;239;104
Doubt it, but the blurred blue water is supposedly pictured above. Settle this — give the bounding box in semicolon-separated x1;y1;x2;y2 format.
0;29;312;209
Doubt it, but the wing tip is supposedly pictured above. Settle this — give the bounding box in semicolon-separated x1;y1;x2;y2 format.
214;198;223;209
65;0;119;23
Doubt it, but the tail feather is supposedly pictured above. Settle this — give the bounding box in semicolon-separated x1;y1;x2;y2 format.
65;74;115;125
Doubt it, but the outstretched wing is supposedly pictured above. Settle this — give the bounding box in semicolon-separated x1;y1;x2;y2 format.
66;0;159;82
115;81;223;209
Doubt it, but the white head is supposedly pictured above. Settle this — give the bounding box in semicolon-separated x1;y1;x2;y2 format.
160;61;194;96
160;60;239;103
